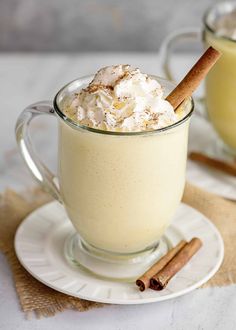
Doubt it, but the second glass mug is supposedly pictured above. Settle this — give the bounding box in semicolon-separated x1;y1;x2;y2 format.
15;75;193;279
160;1;236;156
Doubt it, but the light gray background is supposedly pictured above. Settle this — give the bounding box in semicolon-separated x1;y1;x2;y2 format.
0;0;223;52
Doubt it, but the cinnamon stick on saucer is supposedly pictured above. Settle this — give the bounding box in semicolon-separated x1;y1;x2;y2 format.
150;237;203;291
189;152;236;177
136;240;187;291
166;47;221;110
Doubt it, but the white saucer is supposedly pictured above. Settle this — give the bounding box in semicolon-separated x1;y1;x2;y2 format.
14;201;224;305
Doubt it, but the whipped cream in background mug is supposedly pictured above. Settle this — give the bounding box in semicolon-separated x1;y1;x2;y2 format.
15;65;193;277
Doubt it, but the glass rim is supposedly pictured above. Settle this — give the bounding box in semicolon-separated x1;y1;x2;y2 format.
204;1;236;43
53;75;194;137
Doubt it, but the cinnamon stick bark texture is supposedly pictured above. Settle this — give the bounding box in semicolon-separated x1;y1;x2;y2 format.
166;47;221;110
136;240;187;291
189;152;236;177
150;237;203;291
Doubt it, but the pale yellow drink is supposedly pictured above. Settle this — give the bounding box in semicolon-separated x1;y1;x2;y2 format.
58;106;190;254
161;3;236;153
15;66;193;279
205;20;236;151
56;67;193;256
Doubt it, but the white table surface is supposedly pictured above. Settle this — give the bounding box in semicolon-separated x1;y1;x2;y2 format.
0;52;236;330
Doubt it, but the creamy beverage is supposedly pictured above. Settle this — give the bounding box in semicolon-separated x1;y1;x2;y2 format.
58;65;192;254
205;9;236;151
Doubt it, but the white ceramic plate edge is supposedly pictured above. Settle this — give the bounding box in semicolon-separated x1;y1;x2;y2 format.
14;202;224;305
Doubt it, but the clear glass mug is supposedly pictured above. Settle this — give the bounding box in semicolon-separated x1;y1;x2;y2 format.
15;76;193;279
160;1;236;156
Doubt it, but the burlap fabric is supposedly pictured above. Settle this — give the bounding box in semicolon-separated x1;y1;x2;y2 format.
182;182;236;287
0;188;101;318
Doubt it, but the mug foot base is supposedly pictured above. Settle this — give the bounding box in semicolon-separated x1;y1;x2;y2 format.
64;234;169;282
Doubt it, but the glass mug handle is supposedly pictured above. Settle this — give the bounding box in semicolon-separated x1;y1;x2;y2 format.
15;101;62;203
160;28;207;120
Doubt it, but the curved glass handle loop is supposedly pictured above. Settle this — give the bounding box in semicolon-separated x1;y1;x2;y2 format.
15;101;62;203
159;28;207;120
160;28;201;81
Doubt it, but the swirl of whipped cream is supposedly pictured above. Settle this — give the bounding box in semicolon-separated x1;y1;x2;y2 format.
215;9;236;40
64;65;179;132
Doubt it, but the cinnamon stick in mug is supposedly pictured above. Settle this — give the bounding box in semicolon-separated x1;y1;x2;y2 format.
150;237;202;291
136;240;187;291
166;47;221;110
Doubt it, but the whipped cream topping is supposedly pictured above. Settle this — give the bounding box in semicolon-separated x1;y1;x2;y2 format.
215;9;236;40
64;65;181;132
